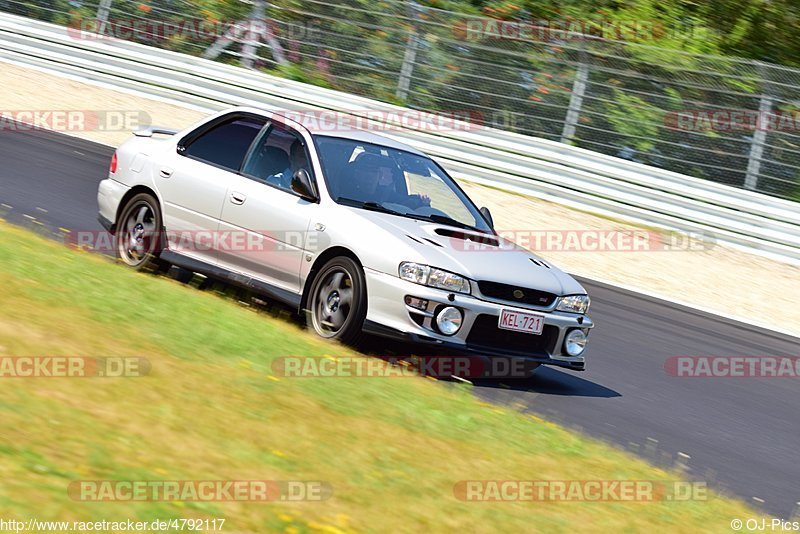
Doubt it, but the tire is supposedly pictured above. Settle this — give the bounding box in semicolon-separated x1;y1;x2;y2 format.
308;256;367;345
115;193;164;271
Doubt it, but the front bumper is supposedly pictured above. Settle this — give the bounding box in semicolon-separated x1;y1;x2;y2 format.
363;269;593;371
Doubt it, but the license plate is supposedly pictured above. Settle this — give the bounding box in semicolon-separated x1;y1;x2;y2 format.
498;309;545;335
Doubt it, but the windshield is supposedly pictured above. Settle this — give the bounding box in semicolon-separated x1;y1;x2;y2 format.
313;136;491;232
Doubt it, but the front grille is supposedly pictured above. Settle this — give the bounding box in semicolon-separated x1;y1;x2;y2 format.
477;281;556;307
466;315;558;355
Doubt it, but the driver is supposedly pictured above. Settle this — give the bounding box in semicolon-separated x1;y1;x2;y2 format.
376;165;431;209
350;162;383;202
350;155;430;209
268;140;308;189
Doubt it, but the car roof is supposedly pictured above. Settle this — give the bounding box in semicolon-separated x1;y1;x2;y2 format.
232;106;426;156
307;128;425;156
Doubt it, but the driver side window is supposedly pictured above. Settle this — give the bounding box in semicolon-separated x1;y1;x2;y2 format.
241;124;311;193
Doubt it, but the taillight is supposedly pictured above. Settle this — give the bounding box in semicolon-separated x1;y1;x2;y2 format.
109;152;118;174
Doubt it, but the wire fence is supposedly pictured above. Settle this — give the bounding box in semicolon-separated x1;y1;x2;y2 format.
2;0;799;201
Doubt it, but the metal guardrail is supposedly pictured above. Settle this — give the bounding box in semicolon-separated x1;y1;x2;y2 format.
1;12;799;263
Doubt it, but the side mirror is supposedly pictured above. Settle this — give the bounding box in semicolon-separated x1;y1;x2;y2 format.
479;206;494;229
291;169;317;202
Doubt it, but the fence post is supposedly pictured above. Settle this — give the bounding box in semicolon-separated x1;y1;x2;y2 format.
202;0;287;68
95;0;112;28
241;0;266;68
396;1;422;102
744;62;772;191
256;1;288;67
561;47;589;144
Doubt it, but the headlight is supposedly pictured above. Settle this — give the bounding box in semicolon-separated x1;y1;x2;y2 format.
398;262;471;294
556;295;590;314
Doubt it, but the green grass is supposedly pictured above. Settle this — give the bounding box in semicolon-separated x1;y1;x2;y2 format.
0;221;759;532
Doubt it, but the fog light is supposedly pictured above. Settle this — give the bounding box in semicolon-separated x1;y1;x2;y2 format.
564;329;587;356
404;296;429;310
435;306;463;336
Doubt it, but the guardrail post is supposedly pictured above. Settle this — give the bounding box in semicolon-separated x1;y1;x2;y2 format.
561;49;589;144
745;63;772;191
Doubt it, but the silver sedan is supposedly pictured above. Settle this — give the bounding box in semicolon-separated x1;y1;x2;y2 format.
97;107;593;373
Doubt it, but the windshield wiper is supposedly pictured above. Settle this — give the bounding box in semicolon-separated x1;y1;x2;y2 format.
336;197;400;215
415;213;483;233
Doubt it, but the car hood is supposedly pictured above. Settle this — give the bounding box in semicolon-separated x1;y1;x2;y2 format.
338;208;586;296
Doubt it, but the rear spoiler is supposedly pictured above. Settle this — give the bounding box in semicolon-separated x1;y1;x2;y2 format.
133;126;180;137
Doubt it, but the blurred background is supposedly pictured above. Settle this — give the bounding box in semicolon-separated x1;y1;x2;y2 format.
3;0;800;201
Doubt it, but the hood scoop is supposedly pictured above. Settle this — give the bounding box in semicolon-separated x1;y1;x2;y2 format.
433;228;499;247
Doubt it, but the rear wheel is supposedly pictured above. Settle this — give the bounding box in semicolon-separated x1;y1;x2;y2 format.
308;257;367;344
116;193;163;270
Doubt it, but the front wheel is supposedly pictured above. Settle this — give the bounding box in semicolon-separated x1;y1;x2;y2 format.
115;193;163;270
308;256;367;344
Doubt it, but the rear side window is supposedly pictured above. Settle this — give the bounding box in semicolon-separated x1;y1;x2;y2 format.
183;117;265;172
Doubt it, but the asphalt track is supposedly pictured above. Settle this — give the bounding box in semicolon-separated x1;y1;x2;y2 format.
1;127;799;517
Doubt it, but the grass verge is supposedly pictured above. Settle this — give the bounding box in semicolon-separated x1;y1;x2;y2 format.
0;222;757;532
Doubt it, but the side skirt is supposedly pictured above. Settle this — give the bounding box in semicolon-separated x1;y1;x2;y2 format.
159;250;303;310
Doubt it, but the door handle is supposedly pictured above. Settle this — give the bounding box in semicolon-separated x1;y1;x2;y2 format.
230;191;246;205
159;167;173;179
